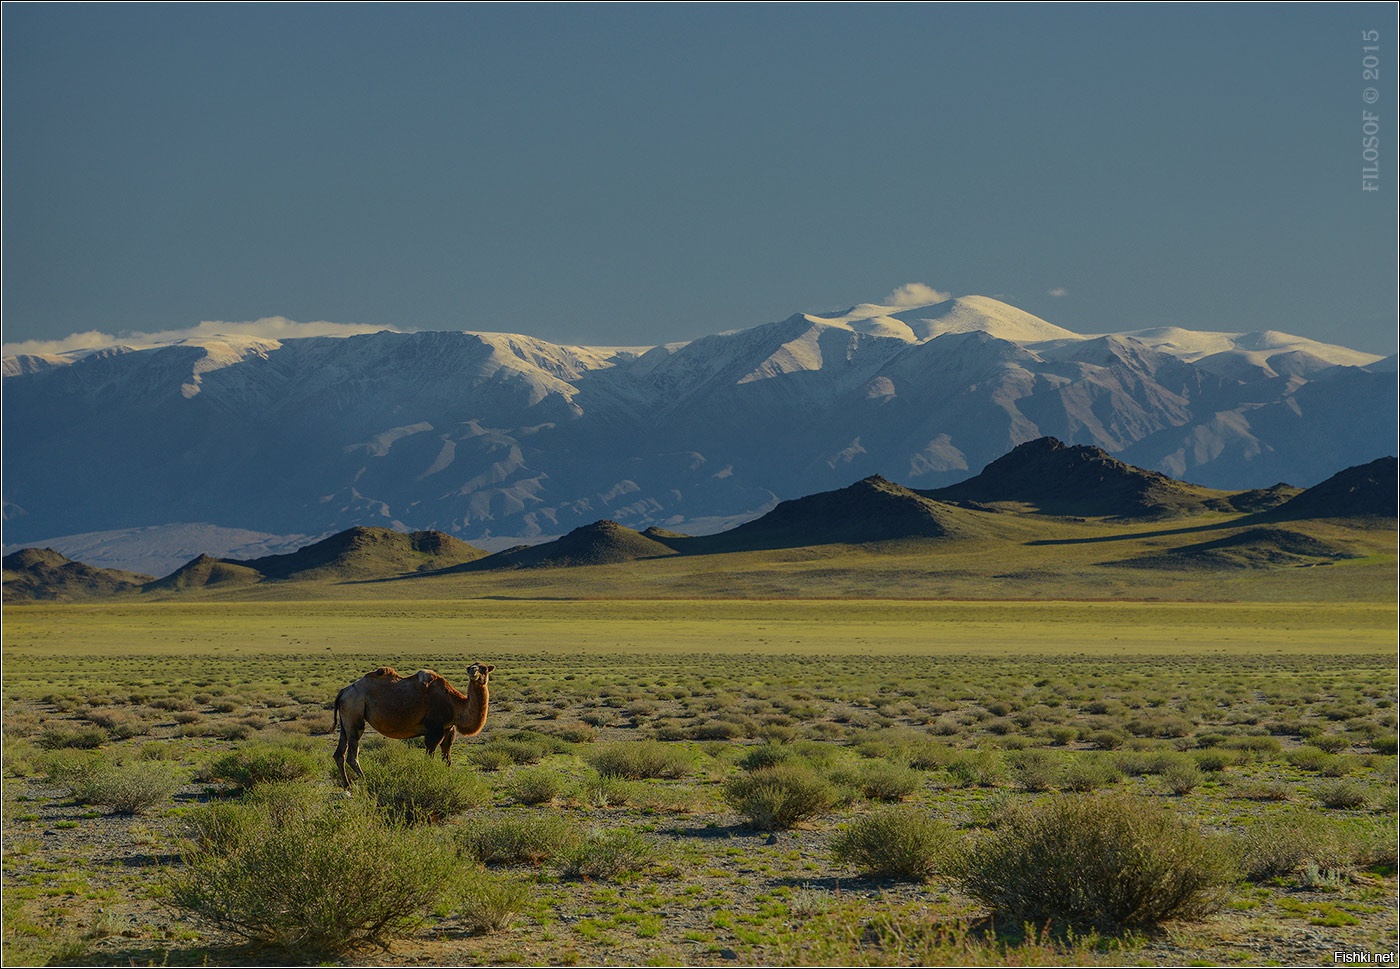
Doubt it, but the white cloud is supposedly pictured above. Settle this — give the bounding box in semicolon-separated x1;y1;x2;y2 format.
1047;287;1069;298
883;282;952;307
2;317;407;357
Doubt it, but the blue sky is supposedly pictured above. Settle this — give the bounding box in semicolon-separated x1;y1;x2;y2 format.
3;4;1396;353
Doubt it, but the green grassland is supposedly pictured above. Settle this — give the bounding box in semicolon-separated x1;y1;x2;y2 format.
2;510;1396;966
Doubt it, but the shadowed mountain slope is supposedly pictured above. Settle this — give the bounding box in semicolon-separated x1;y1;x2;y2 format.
1116;527;1359;571
1268;457;1398;520
229;526;486;581
146;554;263;591
463;520;679;571
2;548;154;601
925;437;1224;519
675;474;982;554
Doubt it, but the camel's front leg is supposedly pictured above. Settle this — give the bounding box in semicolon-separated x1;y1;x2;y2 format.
342;724;365;785
424;724;444;758
440;726;457;766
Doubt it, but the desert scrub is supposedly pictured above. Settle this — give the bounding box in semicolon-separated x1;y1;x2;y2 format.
958;792;1234;934
508;766;565;805
1234;809;1384;882
204;741;321;791
830;805;960;881
843;759;922;802
36;724;108;750
460;814;582;865
167;792;453;954
724;764;838;830
454;868;532;934
1313;779;1371;810
584;739;695;779
71;760;182;815
557;828;655;880
360;741;491;824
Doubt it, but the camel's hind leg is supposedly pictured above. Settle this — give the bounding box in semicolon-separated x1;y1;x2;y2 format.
335;721;366;787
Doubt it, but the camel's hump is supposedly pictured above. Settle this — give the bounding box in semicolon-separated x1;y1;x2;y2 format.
366;666;400;679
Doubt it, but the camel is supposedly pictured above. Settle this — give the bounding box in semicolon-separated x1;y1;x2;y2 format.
332;663;493;787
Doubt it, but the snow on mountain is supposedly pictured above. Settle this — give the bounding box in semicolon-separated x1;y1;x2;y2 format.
3;294;1393;551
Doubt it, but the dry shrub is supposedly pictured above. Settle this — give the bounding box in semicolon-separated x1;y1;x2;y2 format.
958;793;1234;934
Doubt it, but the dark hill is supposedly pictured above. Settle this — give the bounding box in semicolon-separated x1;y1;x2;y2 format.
1117;527;1357;571
147;554;263;591
1206;482;1302;514
679;475;979;554
3;547;154;602
466;520;678;571
925;437;1219;519
232;526;487;581
1268;457;1397;520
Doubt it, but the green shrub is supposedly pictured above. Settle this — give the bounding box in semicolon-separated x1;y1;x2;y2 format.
470;739;545;768
205;742;320;790
1159;758;1204;795
724;765;838;830
36;724;107;750
831;806;959;881
1314;779;1370;810
1008;750;1059;792
958;793;1234;934
945;752;1004;789
1234;810;1377;881
508;767;564;806
584;740;695;780
72;761;182;815
460;814;581;866
455;869;531;934
1059;758;1120;792
738;743;797;772
360;742;491;824
166;794;453;954
850;760;922;802
557;829;654;880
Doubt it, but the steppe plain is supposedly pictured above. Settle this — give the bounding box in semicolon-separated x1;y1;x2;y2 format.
2;505;1397;966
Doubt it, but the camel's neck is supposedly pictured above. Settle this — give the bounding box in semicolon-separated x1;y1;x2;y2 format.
454;683;489;736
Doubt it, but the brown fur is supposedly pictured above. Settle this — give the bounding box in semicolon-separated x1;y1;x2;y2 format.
332;662;493;787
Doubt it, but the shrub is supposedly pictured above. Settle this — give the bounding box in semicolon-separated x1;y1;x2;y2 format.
724;765;838;830
738;743;797;772
360;742;491;824
460;814;581;866
557;829;654;880
945;752;1004;789
508;767;564;806
850;760;922;802
1159;758;1204;795
958;793;1234;934
1234;810;1370;881
205;743;320;791
166;794;453;954
1314;779;1370;810
584;740;695;780
455;870;531;935
72;761;182;815
1059;758;1120;793
1008;750;1059;792
831;806;959;881
36;725;107;750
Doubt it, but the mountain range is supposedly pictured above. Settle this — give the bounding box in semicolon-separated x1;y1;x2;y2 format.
3;293;1395;572
4;439;1393;601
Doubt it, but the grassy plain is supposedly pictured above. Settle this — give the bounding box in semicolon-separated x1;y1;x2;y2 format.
3;511;1397;966
3;590;1397;966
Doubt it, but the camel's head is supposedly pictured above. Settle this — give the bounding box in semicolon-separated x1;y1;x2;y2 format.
467;663;495;687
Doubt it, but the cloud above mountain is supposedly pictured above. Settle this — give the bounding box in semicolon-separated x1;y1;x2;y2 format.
1;317;407;356
883;283;952;307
